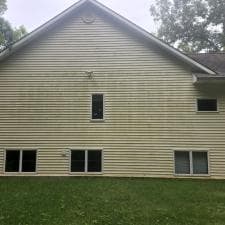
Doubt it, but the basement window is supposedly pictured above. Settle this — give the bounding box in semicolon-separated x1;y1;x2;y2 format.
174;151;208;175
197;99;218;112
91;94;104;120
5;150;37;173
70;151;85;172
22;151;37;172
88;151;102;172
71;150;102;173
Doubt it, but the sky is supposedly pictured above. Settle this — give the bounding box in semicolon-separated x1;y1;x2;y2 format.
4;0;157;34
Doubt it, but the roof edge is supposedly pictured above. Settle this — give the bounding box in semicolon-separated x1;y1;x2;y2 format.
0;0;88;61
0;0;216;75
193;73;225;84
89;0;216;75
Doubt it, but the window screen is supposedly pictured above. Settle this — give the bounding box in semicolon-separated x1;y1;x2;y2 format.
71;151;85;172
197;99;217;111
193;152;208;174
92;94;104;120
175;151;190;174
88;151;102;172
5;150;20;172
22;151;37;172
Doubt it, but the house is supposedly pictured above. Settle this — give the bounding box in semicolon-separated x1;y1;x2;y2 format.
0;0;225;178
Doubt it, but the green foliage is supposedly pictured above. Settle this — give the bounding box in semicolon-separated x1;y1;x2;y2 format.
0;0;7;15
150;0;225;52
0;177;225;225
0;0;27;49
13;25;27;42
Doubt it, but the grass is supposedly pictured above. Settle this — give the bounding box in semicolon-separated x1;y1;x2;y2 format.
0;177;225;225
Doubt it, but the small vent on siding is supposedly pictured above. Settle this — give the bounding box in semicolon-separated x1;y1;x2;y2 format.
81;10;96;24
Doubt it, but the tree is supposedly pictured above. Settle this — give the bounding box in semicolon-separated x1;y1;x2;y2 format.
0;0;27;49
150;0;225;52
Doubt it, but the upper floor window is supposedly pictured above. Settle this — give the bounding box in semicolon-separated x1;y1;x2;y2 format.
197;99;218;112
92;94;104;120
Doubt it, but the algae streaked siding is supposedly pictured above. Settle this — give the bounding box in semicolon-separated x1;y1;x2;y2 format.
0;7;225;178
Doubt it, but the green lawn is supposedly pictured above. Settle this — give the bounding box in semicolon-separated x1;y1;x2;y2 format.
0;177;225;225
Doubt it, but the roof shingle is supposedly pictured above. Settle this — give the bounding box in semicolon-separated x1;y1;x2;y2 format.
189;53;225;75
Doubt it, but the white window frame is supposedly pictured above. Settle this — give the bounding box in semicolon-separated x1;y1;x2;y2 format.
90;93;105;122
196;98;219;113
69;149;103;175
4;149;38;174
173;149;210;177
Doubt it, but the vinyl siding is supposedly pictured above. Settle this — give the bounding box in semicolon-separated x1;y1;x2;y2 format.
0;7;225;178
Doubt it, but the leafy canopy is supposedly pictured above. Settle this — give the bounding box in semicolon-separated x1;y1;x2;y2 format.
0;0;27;49
150;0;225;52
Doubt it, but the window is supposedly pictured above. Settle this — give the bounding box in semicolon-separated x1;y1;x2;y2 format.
71;151;85;172
5;151;20;172
92;94;104;120
192;152;208;174
174;151;208;175
71;150;102;173
88;151;102;172
197;99;217;112
22;151;37;172
5;150;37;173
174;151;190;174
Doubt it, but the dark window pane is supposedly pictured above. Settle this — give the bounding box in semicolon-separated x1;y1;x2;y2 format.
5;150;20;172
193;152;208;174
88;151;102;172
197;99;217;111
22;151;37;172
175;151;190;174
71;151;85;172
92;94;103;119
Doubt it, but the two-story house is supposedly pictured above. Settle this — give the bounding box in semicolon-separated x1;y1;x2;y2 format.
0;0;225;178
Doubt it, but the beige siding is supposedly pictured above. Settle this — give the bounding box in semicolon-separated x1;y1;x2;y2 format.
0;8;225;178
